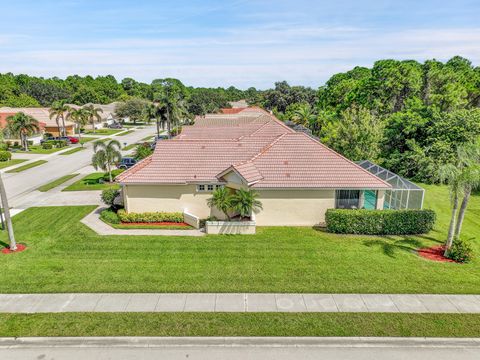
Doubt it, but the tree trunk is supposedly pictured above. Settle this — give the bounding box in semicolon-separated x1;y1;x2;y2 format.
57;117;62;138
444;193;459;255
166;107;171;139
61;115;67;137
108;163;112;183
156;117;160;138
92;118;96;134
0;172;16;251
22;133;28;151
454;188;471;240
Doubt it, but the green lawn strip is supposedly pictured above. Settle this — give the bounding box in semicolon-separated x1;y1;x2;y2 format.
122;143;138;151
83;129;123;135
79;137;97;143
62;173;119;191
141;135;154;141
16;146;65;154
59;147;85;155
0;313;478;337
0;159;27;169
37;174;80;192
0;183;479;294
116;130;134;136
5;160;47;173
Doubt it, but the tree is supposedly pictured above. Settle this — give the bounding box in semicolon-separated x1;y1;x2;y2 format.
83;104;103;133
133;142;153;160
92;139;122;182
49;99;70;136
114;98;148;125
67;107;88;141
291;103;317;127
145;102;166;137
327;105;384;161
207;187;233;220
438;141;480;255
5;112;40;151
231;189;263;220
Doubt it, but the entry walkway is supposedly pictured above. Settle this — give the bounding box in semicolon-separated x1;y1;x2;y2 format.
0;293;479;313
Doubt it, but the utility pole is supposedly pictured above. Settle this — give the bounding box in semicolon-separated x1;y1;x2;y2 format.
0;172;16;251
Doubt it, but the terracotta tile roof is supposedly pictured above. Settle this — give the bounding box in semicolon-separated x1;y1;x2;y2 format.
0;107;75;127
118;107;390;189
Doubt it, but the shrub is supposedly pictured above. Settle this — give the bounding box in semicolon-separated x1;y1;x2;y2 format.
101;188;120;208
0;151;11;162
54;140;68;148
446;239;473;263
325;209;436;235
42;142;53;149
100;209;120;224
0;142;8;151
134;142;153;160
117;209;184;223
102;168;124;182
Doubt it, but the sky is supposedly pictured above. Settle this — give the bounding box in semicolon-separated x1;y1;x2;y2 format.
0;0;479;89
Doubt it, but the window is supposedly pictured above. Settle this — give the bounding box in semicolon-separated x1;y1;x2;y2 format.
335;190;360;209
197;185;205;192
207;184;214;191
215;185;224;190
197;184;222;192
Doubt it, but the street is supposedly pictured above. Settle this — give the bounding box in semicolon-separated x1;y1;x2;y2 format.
0;337;479;360
2;125;156;208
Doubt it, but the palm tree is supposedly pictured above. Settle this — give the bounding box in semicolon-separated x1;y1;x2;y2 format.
49;100;70;137
5;112;40;151
292;104;317;127
156;89;187;138
231;189;263;220
207;187;233;220
84;105;103;134
145;102;165;138
438;141;480;255
92;139;122;182
67;107;88;142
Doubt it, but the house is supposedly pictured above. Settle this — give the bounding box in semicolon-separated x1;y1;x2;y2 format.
67;102;120;129
0;107;76;140
116;108;391;226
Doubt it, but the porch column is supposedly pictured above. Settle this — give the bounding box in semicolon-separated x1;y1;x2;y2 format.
376;190;385;210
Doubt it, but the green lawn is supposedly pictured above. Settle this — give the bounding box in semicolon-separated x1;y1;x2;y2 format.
122;143;138;151
5;160;47;173
37;174;79;192
79;137;97;143
83;129;123;135
0;159;27;169
0;184;479;294
141;135;154;141
0;313;479;337
17;145;65;154
62;172;119;191
59;147;85;155
117;130;134;136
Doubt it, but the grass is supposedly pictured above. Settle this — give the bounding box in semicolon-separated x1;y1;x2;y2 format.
62;172;120;191
59;147;85;155
141;135;154;141
37;174;79;192
0;313;479;337
79;137;97;143
0;184;479;294
117;130;134;136
83;129;123;135
109;222;194;230
17;145;65;154
122;143;138;151
5;160;47;173
0;159;27;169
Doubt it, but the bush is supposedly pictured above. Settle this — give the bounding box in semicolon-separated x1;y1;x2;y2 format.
54;140;68;148
102;168;124;182
0;151;11;162
100;209;120;224
0;142;8;151
325;209;436;235
117;209;184;223
101;188;120;208
446;239;473;263
134;142;153;160
42;142;53;149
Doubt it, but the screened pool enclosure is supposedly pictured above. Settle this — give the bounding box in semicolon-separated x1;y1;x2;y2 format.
356;160;425;210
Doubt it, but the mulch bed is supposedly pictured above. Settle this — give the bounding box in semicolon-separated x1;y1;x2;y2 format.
120;222;191;227
417;245;457;263
1;244;27;254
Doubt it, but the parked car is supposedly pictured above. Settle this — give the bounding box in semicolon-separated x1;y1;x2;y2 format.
108;122;123;129
117;157;137;169
67;136;79;144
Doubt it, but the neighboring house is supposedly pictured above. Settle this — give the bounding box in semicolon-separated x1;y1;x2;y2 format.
0;107;76;140
117;107;391;226
67;102;121;129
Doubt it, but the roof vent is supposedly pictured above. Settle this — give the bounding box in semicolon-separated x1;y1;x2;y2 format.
193;175;197;178
283;160;288;165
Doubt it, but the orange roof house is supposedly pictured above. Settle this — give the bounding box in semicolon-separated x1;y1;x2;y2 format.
118;108;391;226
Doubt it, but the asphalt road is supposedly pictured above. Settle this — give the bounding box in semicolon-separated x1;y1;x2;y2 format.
1;337;479;360
3;125;156;207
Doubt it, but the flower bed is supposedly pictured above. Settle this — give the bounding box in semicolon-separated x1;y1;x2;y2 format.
120;221;191;227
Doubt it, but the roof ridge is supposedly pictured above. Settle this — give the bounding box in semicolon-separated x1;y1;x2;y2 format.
116;155;153;182
248;133;288;163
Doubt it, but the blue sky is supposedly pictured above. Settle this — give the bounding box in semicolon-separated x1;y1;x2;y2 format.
0;0;479;88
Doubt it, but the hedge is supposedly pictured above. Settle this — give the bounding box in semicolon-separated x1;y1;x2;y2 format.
117;209;184;223
0;151;12;162
325;209;436;235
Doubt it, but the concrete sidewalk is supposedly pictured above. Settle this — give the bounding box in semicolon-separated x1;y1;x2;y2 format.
1;293;479;313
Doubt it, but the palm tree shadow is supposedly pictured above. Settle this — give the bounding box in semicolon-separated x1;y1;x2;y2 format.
0;240;8;248
363;237;424;258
